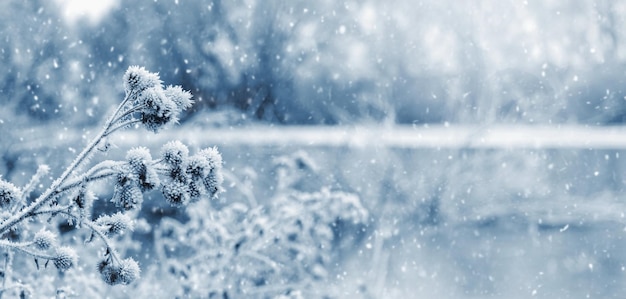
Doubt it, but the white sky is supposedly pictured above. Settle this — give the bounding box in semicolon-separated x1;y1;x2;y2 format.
54;0;119;24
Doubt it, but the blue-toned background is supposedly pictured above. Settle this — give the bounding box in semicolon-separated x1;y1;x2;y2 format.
2;1;626;298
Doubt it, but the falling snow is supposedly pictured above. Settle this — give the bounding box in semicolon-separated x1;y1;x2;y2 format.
1;1;626;298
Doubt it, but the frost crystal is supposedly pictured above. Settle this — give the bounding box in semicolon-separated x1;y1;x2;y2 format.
126;147;159;191
164;85;193;112
0;179;21;208
33;229;57;251
122;67;193;133
75;188;96;210
198;147;223;198
126;147;152;167
186;155;210;178
138;87;177;132
161;140;189;166
162;180;191;206
182;147;223;201
98;258;140;285
118;258;140;285
112;173;143;210
96;212;134;236
185;155;209;201
123;66;161;95
53;247;77;271
99;261;119;285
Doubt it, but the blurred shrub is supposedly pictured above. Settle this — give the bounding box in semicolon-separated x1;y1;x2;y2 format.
74;0;626;125
4;1;626;125
126;150;369;298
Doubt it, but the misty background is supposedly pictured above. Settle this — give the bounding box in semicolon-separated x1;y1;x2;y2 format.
2;1;626;298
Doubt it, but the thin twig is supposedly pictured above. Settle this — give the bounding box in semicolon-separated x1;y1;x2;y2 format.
57;211;122;265
19;165;50;204
0;242;54;261
0;95;133;235
111;103;147;125
104;119;143;137
108;90;137;127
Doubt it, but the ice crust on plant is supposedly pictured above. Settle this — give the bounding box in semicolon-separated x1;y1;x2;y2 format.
159;141;224;205
163;85;193;111
98;257;141;286
96;212;134;237
161;140;189;166
123;66;161;95
0;66;222;294
0;179;21;208
197;147;224;198
120;65;193;133
33;229;57;251
53;247;78;271
126;147;160;192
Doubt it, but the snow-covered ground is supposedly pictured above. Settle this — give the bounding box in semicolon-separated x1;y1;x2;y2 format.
6;123;626;298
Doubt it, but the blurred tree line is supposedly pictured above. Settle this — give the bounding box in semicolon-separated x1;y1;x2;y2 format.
2;0;626;126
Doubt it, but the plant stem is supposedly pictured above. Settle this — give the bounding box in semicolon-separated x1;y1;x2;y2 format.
105;119;143;137
58;211;122;264
0;245;55;261
108;90;137;127
112;103;146;124
0;94;131;235
19;165;49;203
57;171;116;196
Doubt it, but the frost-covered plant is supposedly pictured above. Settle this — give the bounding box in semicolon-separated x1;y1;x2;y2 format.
0;66;222;296
149;152;368;298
